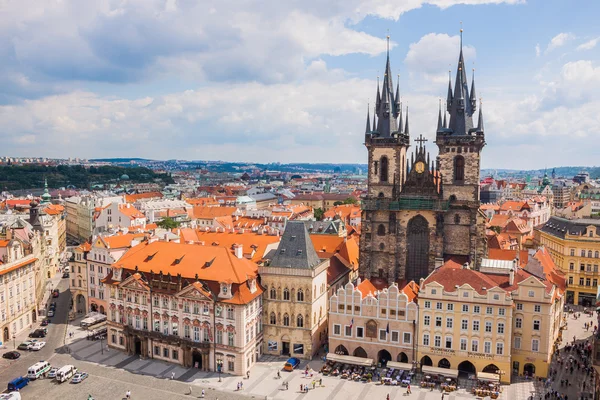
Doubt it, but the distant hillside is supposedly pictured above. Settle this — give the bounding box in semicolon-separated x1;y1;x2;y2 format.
90;158;153;163
0;165;173;190
481;166;600;179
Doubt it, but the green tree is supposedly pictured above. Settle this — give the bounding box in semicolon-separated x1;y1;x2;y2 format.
333;201;343;206
314;208;325;221
343;197;358;205
156;217;180;229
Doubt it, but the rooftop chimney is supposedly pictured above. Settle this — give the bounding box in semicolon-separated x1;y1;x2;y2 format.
233;244;243;259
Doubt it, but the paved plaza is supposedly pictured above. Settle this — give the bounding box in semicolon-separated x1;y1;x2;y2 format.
3;307;595;400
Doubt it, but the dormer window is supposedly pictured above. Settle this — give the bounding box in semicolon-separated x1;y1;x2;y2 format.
219;283;232;299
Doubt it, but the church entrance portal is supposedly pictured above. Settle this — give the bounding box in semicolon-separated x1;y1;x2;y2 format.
406;215;430;282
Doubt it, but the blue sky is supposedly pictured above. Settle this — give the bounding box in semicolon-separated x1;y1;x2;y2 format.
0;0;598;169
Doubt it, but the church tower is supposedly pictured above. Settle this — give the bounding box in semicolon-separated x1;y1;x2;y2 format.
360;36;410;284
435;30;487;266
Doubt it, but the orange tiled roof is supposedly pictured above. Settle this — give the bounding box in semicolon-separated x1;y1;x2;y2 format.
98;233;147;249
124;192;164;203
77;242;92;252
323;205;360;220
338;236;359;268
44;204;65;215
499;201;530;212
0;257;38;276
310;235;345;254
0;240;10;247
185;197;220;207
488;214;510;228
488;249;529;268
423;259;500;295
193;206;237;219
401;281;419;303
356;278;378;299
113;241;258;284
233;217;265;230
118;204;145;219
194;230;281;262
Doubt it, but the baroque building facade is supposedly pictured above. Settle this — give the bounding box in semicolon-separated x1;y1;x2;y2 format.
359;37;487;285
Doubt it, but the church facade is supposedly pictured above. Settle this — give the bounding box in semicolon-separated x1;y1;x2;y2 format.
359;36;488;285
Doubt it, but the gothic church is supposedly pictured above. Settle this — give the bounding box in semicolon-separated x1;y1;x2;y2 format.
359;35;488;285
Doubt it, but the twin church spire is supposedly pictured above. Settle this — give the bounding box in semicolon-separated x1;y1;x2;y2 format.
366;29;484;138
365;36;409;138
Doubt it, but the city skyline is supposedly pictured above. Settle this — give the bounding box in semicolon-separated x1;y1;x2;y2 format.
0;0;598;168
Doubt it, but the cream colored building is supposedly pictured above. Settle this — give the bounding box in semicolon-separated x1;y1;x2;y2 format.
417;249;565;383
260;221;328;359
0;237;39;344
104;241;263;376
328;279;418;365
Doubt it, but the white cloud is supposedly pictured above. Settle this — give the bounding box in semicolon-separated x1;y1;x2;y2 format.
535;43;541;57
546;32;575;53
576;38;599;51
405;33;476;83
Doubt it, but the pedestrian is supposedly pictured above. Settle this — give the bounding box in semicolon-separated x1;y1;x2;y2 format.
285;381;288;390
247;371;250;379
319;378;322;386
240;381;243;390
171;372;175;380
201;389;205;398
312;381;316;389
126;390;131;399
387;394;390;400
277;371;280;379
408;384;412;394
300;384;303;392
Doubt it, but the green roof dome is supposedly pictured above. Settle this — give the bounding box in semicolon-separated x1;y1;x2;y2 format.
120;174;130;180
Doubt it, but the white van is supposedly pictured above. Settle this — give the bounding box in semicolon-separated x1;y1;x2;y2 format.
0;392;22;400
55;365;77;383
27;361;51;380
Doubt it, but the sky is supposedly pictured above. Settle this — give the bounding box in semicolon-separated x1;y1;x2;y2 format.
0;0;598;169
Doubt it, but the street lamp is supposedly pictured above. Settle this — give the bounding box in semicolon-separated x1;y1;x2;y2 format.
12;334;16;350
217;359;223;382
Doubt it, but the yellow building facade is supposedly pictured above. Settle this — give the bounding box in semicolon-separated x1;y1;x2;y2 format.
538;216;600;306
417;252;564;383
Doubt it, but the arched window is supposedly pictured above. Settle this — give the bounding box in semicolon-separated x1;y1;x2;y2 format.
380;156;389;182
588;250;593;258
378;192;385;198
283;314;290;326
379;243;385;251
270;312;276;325
595;251;599;258
454;155;465;182
270;287;276;299
454;214;461;224
283;288;290;301
297;289;304;302
297;314;304;327
377;224;386;236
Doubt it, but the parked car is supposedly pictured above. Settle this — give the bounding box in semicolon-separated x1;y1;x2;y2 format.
2;351;20;360
50;302;57;310
7;376;29;392
71;372;88;384
30;341;46;351
283;357;301;371
29;329;47;338
40;319;50;326
62;272;69;279
47;310;55;317
18;340;37;350
47;367;59;379
52;289;60;298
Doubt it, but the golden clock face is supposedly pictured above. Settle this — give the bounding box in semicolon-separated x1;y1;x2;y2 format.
415;161;425;174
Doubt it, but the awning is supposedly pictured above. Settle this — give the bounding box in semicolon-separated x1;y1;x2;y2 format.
386;361;413;370
326;353;374;367
477;372;500;382
421;366;459;378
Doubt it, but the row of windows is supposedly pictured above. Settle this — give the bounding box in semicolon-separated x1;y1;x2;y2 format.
567;276;598;287
333;324;411;344
423;315;540;332
423;335;507;354
269;312;305;327
570;249;599;257
568;263;599;273
336;303;406;317
268;287;306;302
423;302;507;315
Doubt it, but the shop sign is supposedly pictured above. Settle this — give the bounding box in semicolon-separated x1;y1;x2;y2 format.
467;351;494;359
429;347;456;355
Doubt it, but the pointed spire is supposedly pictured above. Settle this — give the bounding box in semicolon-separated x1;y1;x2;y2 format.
365;103;371;133
398;101;403;134
437;99;443;131
373;103;377;133
375;75;381;112
443;107;447;129
393;75;401;119
404;106;410;136
477;98;484;132
447;25;475;135
470;68;477;112
446;70;453;113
